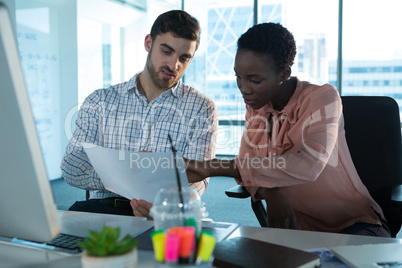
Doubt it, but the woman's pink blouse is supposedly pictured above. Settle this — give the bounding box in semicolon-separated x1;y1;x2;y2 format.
235;78;384;232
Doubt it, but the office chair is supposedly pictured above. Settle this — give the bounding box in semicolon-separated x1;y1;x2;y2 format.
225;96;402;237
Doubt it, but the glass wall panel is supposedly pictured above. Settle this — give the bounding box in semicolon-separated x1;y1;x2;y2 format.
77;0;180;104
17;0;401;175
15;0;77;179
10;0;341;177
259;0;338;87
185;0;338;156
185;0;254;155
342;0;402;117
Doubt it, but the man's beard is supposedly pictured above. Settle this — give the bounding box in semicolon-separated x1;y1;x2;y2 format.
146;53;180;90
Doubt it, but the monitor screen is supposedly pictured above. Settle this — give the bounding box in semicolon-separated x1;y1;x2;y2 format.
0;2;60;242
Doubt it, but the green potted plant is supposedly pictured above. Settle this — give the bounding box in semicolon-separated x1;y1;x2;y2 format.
79;226;139;268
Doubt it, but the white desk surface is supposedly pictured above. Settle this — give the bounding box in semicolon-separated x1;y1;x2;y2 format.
1;210;401;268
228;225;402;251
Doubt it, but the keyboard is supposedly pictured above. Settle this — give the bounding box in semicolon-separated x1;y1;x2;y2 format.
45;233;84;254
11;233;84;254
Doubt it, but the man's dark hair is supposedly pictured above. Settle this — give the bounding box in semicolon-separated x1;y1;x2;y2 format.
237;22;296;73
150;10;201;50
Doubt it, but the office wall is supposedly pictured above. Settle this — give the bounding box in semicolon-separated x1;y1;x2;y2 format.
10;0;78;179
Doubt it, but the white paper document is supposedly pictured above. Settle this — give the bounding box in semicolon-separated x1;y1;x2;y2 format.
83;143;188;202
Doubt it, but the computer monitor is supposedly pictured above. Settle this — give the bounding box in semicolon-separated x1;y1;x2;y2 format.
0;2;60;242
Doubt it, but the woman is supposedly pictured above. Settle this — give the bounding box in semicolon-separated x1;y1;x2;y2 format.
186;22;391;237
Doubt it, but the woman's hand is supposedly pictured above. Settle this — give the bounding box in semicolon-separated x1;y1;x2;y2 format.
184;159;211;183
130;198;153;220
184;158;241;182
256;187;298;229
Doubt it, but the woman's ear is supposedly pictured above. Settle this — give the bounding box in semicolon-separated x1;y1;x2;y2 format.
281;66;292;81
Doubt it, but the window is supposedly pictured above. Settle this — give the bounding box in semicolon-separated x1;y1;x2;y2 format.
185;0;338;155
14;0;179;179
15;0;75;179
342;0;402;117
185;0;254;155
77;0;179;104
11;0;402;179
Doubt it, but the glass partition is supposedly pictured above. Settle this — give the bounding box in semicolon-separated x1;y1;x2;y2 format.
342;0;402;118
185;0;338;156
15;0;76;179
77;0;180;103
11;0;402;176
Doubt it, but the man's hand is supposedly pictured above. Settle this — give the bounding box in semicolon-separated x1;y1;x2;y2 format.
256;187;298;230
130;198;153;220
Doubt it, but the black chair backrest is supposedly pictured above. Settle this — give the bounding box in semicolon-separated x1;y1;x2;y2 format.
341;96;402;192
341;96;402;236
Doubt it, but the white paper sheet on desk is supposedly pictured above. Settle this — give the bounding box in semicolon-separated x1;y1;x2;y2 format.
82;143;188;202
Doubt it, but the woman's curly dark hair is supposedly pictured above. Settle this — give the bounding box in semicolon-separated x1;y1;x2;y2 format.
237;22;296;73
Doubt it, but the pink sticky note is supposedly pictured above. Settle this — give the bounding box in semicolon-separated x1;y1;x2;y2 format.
165;233;180;263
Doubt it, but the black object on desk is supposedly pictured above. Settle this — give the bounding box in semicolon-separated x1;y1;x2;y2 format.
213;237;320;268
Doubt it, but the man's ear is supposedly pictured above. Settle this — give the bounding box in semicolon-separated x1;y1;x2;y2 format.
144;34;152;52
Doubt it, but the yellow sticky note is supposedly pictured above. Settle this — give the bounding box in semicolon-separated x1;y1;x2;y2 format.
152;232;166;262
197;233;216;262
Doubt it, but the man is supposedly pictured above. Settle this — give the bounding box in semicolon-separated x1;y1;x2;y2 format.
61;10;217;218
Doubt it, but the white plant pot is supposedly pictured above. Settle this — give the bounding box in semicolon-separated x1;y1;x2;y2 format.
81;247;138;268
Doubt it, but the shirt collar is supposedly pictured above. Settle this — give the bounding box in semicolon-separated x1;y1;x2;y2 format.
124;72;181;99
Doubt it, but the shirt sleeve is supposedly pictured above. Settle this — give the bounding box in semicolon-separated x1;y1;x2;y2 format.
235;86;342;199
183;97;218;195
60;92;106;191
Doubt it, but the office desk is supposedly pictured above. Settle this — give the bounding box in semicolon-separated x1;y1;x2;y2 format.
1;211;401;267
227;226;401;251
0;211;237;268
0;211;155;268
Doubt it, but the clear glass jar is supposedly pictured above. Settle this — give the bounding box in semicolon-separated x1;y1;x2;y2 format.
150;187;207;236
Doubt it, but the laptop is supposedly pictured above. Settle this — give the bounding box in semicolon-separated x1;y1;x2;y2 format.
331;243;402;268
